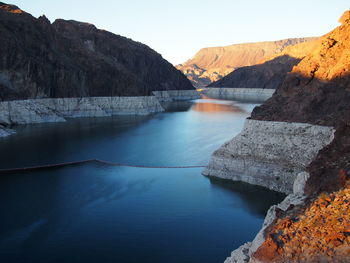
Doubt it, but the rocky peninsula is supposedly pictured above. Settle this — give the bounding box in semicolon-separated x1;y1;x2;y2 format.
205;10;350;263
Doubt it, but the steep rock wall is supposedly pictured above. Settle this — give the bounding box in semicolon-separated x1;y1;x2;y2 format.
203;119;335;194
177;38;316;88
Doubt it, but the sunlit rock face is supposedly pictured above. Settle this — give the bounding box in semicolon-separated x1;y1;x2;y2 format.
176;38;316;88
208;39;319;90
0;3;194;101
221;9;350;263
251;11;350;126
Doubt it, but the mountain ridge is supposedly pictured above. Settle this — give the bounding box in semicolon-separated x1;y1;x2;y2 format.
176;37;317;88
208;39;319;89
0;2;194;101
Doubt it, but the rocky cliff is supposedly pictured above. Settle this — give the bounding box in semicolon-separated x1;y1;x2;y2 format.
0;2;194;101
208;39;318;89
217;10;350;263
176;38;316;88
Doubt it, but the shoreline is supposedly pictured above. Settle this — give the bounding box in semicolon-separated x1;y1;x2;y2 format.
202;88;275;102
203;119;336;262
0;90;200;138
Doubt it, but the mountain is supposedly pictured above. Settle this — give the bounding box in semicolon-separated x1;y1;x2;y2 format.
247;10;350;263
208;39;318;89
0;2;194;101
176;38;316;88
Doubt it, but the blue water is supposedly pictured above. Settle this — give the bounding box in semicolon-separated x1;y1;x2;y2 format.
0;98;284;263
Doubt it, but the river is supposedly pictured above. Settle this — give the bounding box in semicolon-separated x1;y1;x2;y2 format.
0;98;284;263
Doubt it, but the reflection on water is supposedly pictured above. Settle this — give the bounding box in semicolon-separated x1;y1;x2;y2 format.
208;177;285;217
160;101;194;112
0;98;283;263
192;101;245;113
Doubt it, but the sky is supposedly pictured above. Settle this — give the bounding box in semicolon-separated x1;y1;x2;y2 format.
9;0;350;65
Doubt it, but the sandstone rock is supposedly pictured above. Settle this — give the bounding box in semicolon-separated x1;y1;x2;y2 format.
339;10;350;24
236;9;350;263
176;38;317;88
208;39;319;90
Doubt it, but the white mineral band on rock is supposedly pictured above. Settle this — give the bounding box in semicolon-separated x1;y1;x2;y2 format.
203;119;335;194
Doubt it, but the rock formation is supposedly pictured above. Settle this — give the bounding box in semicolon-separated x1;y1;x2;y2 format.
208;38;319;90
0;2;200;137
176;38;316;88
203;120;335;194
0;2;194;101
213;9;350;263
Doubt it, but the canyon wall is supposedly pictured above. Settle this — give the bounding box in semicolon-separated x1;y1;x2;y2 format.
209;9;350;263
177;38;316;88
208;40;318;90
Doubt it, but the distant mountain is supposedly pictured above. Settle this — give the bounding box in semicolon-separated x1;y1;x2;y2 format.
176;38;317;88
0;3;194;101
208;39;318;89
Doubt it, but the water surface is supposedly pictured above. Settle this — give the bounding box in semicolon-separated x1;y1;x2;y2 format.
0;98;284;263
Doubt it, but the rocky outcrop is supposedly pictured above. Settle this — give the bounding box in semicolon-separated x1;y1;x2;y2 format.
203;119;335;194
202;88;274;102
214;9;350;263
176;38;316;88
251;16;350;126
224;172;310;263
0;3;194;101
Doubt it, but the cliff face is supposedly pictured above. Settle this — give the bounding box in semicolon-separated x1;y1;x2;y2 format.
245;10;350;263
251;18;350;127
208;40;318;89
203;10;350;263
0;3;194;101
208;55;301;89
176;38;316;88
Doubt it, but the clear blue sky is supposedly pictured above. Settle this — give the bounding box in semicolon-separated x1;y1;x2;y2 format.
9;0;350;65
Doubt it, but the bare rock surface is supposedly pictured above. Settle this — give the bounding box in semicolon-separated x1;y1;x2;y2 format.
0;2;194;101
176;38;316;88
203;119;335;194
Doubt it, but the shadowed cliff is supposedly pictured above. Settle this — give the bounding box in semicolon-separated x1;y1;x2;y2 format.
207;55;301;89
0;3;194;101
